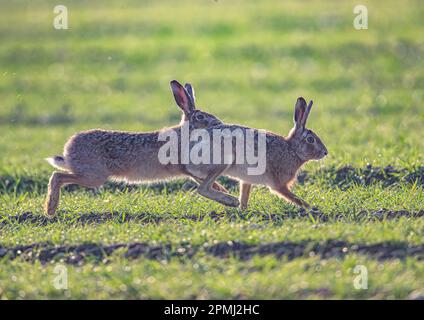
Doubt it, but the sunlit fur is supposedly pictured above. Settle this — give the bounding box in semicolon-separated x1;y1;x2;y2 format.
184;97;328;210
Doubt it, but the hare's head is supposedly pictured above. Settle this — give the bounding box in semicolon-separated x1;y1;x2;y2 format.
287;97;328;161
170;80;222;129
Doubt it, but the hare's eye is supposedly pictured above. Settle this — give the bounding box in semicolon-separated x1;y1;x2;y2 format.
306;136;315;144
196;114;205;120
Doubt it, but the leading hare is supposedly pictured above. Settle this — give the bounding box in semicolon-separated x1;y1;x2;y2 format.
185;97;328;209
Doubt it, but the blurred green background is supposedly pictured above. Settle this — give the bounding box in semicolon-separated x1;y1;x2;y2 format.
1;0;423;175
0;0;423;299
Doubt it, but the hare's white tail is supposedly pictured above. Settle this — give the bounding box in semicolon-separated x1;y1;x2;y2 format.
45;156;70;171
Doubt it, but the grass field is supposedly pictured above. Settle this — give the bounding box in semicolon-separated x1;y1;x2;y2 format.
0;0;423;299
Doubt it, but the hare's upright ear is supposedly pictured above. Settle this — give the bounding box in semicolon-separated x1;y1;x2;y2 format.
294;97;307;129
170;80;195;116
184;83;196;108
300;100;313;127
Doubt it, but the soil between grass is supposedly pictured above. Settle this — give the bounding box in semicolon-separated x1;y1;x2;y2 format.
1;208;423;227
0;240;422;265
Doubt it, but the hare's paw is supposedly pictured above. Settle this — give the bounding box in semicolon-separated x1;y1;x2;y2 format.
239;202;248;210
44;200;58;218
221;195;240;207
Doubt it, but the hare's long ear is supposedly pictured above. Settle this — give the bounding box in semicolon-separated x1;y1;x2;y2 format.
294;97;307;129
300;100;313;127
170;80;195;116
184;83;196;108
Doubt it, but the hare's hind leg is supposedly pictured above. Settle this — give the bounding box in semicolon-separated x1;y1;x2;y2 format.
272;185;310;209
211;181;228;193
196;166;239;207
44;171;106;217
190;176;228;193
239;182;252;210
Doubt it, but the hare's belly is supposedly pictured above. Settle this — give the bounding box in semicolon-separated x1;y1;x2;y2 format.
225;166;269;185
113;163;181;183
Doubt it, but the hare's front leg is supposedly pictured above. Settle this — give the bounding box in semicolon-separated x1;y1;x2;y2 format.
239;181;252;210
271;185;310;209
195;166;239;207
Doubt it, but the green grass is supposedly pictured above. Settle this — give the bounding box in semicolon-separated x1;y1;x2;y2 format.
0;0;423;299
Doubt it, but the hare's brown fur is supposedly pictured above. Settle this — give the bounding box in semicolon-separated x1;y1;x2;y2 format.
185;97;328;209
45;80;223;216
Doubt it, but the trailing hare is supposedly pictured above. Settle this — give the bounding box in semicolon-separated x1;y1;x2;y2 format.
45;80;224;216
185;97;328;209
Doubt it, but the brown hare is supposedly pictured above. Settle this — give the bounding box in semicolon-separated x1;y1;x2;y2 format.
44;80;224;217
184;97;328;209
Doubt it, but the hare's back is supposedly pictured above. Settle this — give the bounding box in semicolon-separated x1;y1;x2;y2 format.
63;129;157;174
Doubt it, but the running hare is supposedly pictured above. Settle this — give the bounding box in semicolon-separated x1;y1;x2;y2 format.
185;97;328;209
44;80;224;216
